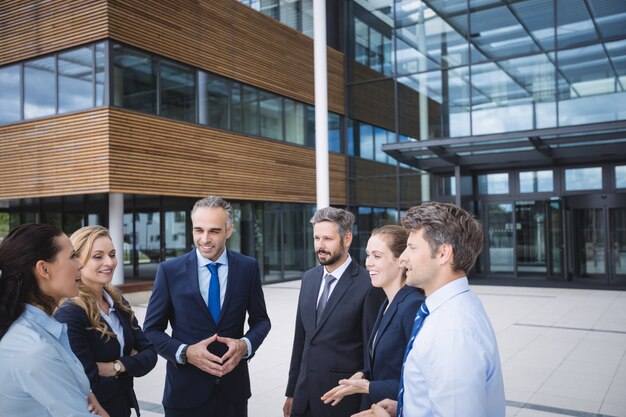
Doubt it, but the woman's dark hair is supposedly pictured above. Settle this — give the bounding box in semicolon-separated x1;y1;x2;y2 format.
0;223;65;340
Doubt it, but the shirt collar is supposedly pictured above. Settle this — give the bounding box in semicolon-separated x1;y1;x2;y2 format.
196;248;229;269
102;290;115;311
324;255;352;280
22;303;65;341
425;276;470;314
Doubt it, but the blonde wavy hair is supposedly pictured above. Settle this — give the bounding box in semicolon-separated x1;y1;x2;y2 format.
69;225;136;341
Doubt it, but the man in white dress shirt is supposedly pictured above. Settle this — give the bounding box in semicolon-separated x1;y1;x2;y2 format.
354;202;505;417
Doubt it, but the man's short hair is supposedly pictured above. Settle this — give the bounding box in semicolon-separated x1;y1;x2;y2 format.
310;207;355;239
401;202;483;274
192;195;233;228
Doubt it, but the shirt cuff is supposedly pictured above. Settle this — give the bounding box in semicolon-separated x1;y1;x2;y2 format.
241;337;252;359
175;344;187;364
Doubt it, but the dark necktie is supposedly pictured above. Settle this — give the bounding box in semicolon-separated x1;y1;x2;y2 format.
397;302;430;417
316;274;336;325
207;263;221;322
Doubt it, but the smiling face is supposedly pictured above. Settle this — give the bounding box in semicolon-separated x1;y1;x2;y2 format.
41;234;83;302
365;234;405;290
79;236;117;289
313;221;351;272
192;206;233;261
400;228;439;294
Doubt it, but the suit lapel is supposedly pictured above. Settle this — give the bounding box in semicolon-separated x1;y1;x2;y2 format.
219;250;237;324
367;300;388;362
302;266;323;335
313;260;356;335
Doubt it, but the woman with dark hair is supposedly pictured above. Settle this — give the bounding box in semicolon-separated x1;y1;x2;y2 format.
322;225;425;409
54;225;157;417
0;223;109;417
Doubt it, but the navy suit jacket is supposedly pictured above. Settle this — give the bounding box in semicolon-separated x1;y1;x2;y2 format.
364;285;424;406
143;249;271;409
54;297;157;417
286;260;385;417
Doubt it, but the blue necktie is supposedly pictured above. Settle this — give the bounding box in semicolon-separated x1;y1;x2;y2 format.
397;302;430;417
207;263;221;322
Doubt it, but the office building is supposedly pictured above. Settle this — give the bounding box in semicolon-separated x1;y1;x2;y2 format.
1;0;625;287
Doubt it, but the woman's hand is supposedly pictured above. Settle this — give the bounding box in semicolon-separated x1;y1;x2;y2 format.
87;392;110;417
96;360;125;377
321;371;370;406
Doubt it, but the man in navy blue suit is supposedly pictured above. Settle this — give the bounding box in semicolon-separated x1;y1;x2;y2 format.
283;207;384;417
144;195;271;417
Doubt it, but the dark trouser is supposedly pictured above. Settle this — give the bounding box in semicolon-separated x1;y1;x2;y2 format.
291;402;314;417
164;385;247;417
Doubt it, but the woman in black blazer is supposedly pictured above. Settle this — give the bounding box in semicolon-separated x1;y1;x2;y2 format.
54;226;157;417
322;225;425;408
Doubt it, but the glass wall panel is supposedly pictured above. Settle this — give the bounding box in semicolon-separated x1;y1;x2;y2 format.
0;64;20;123
478;173;509;194
231;82;243;132
198;71;229;130
164;211;187;260
519;170;554;193
63;195;85;234
282;203;316;280
135;211;161;279
112;44;157;114
258;203;281;283
58;46;94;113
374;127;388;163
95;42;106;106
284;98;305;145
24;56;56;119
516;201;547;274
565;167;602;191
41;197;62;226
329;112;341;153
259;91;283;140
616;166;626;188
242;85;259;135
160;59;195;122
359;123;374;160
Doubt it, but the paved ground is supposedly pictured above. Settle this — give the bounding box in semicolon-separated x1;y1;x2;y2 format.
125;282;626;417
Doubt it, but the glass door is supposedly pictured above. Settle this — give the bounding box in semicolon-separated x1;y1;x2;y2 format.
486;203;515;274
609;208;626;283
516;201;547;275
572;208;606;280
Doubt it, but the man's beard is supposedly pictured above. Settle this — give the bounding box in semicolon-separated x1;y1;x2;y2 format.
317;246;345;266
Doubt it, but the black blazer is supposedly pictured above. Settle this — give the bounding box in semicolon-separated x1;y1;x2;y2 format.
364;285;424;406
143;249;271;409
286;260;385;417
54;297;157;417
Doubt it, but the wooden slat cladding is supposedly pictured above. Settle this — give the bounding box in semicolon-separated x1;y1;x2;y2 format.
0;110;110;199
0;0;108;66
107;0;345;114
107;108;346;204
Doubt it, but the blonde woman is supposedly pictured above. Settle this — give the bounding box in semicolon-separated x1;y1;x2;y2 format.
54;226;157;417
321;225;425;409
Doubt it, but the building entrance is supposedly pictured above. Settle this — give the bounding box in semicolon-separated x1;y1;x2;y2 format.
482;200;563;279
565;194;626;285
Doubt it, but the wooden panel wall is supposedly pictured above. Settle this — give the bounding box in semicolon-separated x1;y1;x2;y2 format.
0;108;347;203
107;0;345;114
108;108;346;204
0;0;108;66
0;110;110;199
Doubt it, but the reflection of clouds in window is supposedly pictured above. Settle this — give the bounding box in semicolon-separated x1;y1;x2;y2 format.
24;56;56;119
0;64;20;123
59;46;94;113
95;42;106;106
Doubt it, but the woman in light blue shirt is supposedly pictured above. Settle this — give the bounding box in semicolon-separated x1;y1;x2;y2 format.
0;223;109;417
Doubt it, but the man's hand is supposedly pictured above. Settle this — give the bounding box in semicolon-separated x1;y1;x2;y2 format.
186;334;224;376
87;392;110;416
283;397;293;417
351;399;397;417
321;371;369;406
217;335;248;375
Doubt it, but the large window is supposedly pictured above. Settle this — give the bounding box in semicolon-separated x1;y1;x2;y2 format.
58;46;95;113
199;71;230;130
160;59;195;122
24;56;56;119
113;44;157;114
565;167;603;191
0;65;20;123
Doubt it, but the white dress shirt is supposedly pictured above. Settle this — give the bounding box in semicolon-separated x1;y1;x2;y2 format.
100;290;125;356
402;277;505;417
316;255;352;305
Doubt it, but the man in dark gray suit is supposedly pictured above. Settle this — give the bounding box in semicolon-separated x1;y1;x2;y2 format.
283;207;384;417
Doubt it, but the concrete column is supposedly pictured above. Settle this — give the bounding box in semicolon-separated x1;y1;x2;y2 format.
314;0;329;209
109;193;124;285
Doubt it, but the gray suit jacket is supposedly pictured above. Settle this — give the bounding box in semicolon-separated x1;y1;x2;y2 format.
286;260;385;417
